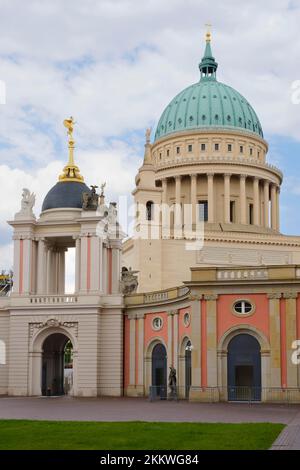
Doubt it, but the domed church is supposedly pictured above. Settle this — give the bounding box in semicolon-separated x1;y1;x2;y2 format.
0;33;300;403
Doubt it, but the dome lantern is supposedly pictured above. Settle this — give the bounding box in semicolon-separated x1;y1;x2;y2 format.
199;25;218;81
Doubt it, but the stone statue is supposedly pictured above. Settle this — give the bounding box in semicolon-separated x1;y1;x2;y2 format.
168;366;177;400
145;127;151;144
120;267;139;294
108;202;118;225
82;185;99;211
100;182;106;197
15;188;36;219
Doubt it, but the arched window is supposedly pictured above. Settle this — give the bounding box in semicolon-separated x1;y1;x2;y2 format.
0;340;6;365
146;201;154;221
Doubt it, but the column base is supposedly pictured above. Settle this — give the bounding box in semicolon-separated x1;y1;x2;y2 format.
189;386;220;402
125;385;145;397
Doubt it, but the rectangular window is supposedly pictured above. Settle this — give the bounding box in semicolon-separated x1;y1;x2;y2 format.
228;144;232;152
230;201;235;223
249;203;254;225
167;149;170;157
258;151;260;158
201;143;206;151
214;143;219;151
250;148;253;156
176;146;180;154
159;152;162;159
188;144;193;152
198;200;208;222
240;145;243;153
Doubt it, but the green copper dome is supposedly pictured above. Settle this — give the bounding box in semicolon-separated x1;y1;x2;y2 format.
154;39;263;141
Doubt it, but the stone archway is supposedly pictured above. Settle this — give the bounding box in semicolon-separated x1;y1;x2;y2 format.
41;333;72;396
217;325;270;402
179;336;192;399
29;326;78;397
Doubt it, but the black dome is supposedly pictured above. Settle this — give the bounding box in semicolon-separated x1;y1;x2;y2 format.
42;181;91;211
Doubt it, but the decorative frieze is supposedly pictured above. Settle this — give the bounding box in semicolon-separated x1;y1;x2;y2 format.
29;317;78;338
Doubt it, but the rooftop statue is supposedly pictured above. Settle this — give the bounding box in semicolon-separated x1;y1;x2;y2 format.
15;188;36;220
82;185;99;211
120;267;139;294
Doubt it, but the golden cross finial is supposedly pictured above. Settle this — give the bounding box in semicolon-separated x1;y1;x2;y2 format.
59;116;84;183
205;23;212;42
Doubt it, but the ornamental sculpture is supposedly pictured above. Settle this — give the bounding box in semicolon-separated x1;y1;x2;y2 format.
15;188;36;220
120;267;139;294
82;185;99;211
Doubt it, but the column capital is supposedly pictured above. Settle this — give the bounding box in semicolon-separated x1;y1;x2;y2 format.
263;179;270;186
283;291;298;299
175;175;181;181
204;294;218;301
240;174;247;180
189;294;202;301
253;176;260;182
207;172;214;178
267;292;281;299
167;309;179;316
224;173;232;178
190;173;197;179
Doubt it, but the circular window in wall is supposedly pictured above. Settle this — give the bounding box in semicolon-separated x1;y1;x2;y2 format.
183;312;190;327
233;300;254;316
152;317;163;331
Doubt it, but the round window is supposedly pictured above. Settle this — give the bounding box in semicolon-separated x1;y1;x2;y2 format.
233;300;253;315
183;312;190;327
152;317;163;331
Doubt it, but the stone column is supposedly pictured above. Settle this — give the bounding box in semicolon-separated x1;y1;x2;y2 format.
268;293;281;387
79;235;88;293
224;174;231;223
12;236;21;294
207;173;214;223
46;247;52;294
36;238;46;294
90;236;101;293
173;310;179;374
74;236;81;293
271;183;277;230
58;249;65;294
128;314;136;394
205;294;218;388
264;180;270;228
283;292;298;388
174;175;182;237
253;177;260;226
136;314;145;394
189;295;202;400
110;240;122;294
167;311;174;371
239;174;246;224
161;178;168;238
190;174;197;227
276;187;280;232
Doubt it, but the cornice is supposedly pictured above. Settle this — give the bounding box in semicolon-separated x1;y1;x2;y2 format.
154;155;282;181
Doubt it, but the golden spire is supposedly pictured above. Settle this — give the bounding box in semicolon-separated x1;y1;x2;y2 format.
59;116;84;182
205;23;212;42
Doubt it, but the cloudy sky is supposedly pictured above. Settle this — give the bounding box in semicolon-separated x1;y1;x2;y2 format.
0;0;300;274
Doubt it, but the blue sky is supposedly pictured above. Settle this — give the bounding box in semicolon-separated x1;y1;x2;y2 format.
0;0;300;270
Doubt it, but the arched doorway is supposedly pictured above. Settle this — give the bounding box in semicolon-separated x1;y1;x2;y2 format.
41;333;73;396
227;334;261;401
151;343;167;398
185;340;192;398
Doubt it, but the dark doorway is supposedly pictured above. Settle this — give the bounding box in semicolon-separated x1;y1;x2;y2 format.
152;343;167;399
185;340;192;398
41;333;73;396
227;334;261;401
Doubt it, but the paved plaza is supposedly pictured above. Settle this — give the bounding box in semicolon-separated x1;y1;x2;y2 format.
0;396;299;449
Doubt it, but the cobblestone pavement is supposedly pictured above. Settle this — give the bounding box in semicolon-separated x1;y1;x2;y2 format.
0;396;298;426
271;410;300;450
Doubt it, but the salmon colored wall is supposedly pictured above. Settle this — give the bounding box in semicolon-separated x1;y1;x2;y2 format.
144;312;168;349
217;294;270;343
124;316;130;388
280;298;287;388
178;307;191;347
297;297;300;340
